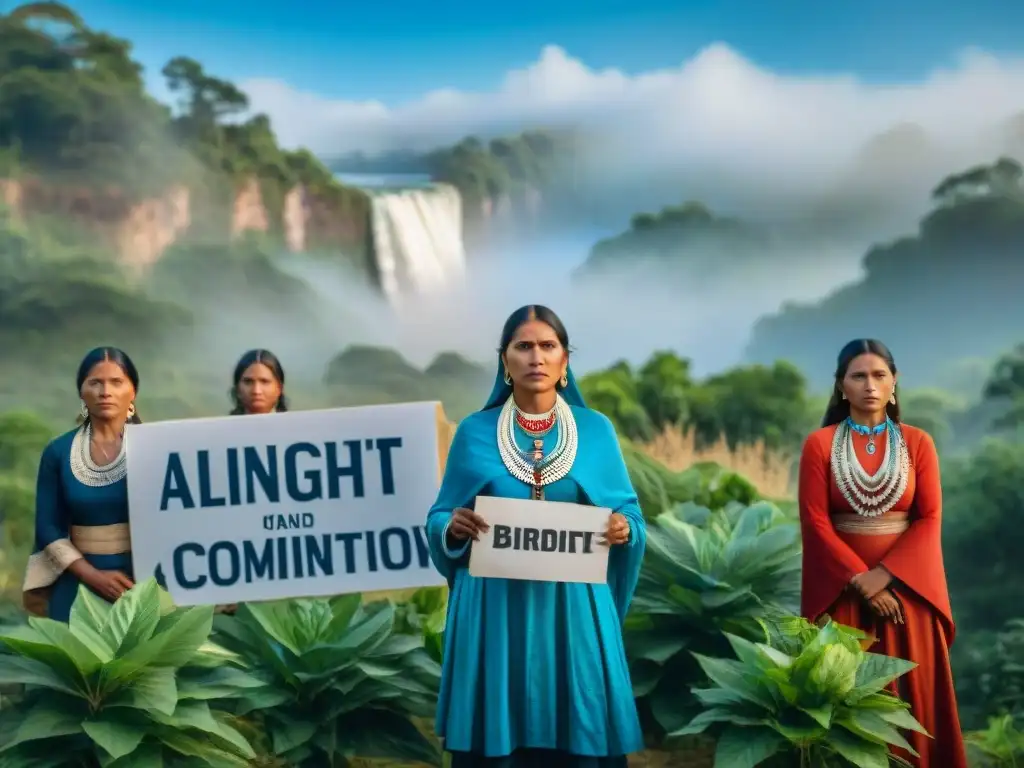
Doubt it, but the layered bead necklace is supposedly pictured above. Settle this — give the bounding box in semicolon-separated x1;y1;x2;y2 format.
830;417;909;518
70;422;127;486
497;394;578;500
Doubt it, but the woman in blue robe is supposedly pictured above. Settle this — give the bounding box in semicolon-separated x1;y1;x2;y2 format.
426;305;647;767
22;347;141;622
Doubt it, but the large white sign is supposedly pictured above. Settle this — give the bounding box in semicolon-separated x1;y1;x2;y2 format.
468;496;611;584
127;402;448;606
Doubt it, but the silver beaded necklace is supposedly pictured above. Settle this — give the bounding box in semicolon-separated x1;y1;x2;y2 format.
69;423;127;487
497;394;578;498
830;418;909;518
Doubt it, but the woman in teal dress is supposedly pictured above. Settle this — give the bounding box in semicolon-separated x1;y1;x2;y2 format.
426;305;647;767
22;347;141;622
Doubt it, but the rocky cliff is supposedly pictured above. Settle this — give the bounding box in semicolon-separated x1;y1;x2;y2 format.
0;176;369;270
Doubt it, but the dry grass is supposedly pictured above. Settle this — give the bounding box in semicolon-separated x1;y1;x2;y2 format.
638;426;795;500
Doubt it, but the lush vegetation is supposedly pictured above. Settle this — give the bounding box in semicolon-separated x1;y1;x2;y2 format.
746;158;1024;389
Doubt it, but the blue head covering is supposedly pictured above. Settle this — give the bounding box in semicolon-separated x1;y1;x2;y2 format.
481;358;587;411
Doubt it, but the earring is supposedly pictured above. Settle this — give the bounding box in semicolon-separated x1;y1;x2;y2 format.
841;393;847;400
503;369;512;385
127;402;136;418
80;400;89;418
889;392;896;405
560;373;568;388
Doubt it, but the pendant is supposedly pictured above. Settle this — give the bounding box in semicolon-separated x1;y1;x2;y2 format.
532;440;544;500
866;440;877;455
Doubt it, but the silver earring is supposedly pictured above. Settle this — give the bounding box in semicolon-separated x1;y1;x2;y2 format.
80;400;89;418
889;392;896;405
841;392;847;400
503;369;512;385
127;402;136;418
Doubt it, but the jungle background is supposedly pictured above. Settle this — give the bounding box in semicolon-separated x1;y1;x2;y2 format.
1;3;1024;767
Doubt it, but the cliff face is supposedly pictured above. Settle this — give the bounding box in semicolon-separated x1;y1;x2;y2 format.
0;176;369;269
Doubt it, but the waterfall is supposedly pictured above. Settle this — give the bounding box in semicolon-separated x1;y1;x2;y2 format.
369;183;467;303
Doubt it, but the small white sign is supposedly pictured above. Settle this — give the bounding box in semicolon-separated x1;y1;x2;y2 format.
468;496;611;584
126;402;450;606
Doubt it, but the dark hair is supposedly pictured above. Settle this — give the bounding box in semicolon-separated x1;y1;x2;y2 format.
498;305;571;355
821;338;901;427
75;347;142;425
230;349;289;415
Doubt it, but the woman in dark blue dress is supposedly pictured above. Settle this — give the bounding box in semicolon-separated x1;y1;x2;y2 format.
23;347;141;621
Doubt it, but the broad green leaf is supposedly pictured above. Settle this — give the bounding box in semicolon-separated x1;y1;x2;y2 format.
691;654;775;709
712;725;787;768
835;710;918;754
0;700;84;751
67;589;116;662
149;701;255;758
104;668;178;716
268;712;318;755
0;653;87;697
82;713;146;760
0;628;91;690
104;741;164;768
24;617;106;675
100;579;162;657
332;708;440;764
825;727;891;768
876;706;929;735
625;625;688;664
845;652;917;702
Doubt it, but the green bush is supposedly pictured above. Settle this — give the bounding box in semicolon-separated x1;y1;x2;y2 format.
205;595;442;767
626;500;801;738
0;578;255;766
671;617;925;768
965;714;1024;767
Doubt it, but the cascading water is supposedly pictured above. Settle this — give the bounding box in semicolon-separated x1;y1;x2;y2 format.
367;182;467;304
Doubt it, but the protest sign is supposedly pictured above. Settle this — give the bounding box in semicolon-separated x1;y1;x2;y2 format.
127;402;450;606
468;495;611;584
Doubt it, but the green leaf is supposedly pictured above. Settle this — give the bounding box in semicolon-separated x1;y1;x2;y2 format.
626;625;689;664
629;659;662;697
332;709;440;764
100;579;162;656
876;705;929;735
82;713;146;760
0;626;92;690
104;668;178;716
712;725;787;768
845;652;916;703
0;699;84;751
835;710;918;755
0;653;86;697
825;727;891;768
691;654;775;709
149;701;255;758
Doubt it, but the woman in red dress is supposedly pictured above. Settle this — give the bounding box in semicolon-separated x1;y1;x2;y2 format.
798;338;967;768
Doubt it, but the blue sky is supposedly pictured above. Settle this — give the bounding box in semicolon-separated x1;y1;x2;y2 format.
63;0;1024;106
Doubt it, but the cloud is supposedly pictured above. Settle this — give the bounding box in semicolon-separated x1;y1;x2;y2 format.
242;43;1024;164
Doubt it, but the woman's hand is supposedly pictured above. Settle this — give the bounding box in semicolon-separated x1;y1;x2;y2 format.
603;513;631;546
869;588;904;624
850;566;892;600
448;507;489;542
86;569;134;603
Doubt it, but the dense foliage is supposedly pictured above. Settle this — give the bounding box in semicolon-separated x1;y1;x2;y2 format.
745;159;1024;389
0;3;366;236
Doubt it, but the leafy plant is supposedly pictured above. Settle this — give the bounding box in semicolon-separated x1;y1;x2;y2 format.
671;617;925;768
966;714;1024;767
206;594;442;767
392;586;447;663
626;500;801;737
0;577;256;767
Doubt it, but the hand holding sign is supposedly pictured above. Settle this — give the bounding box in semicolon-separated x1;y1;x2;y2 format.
449;507;490;542
602;513;630;546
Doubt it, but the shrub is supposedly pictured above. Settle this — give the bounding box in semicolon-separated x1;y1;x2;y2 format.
205;594;442;767
0;578;255;766
671;617;925;768
626;500;801;738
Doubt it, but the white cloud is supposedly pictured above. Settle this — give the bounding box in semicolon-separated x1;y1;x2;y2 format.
242;42;1024;165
